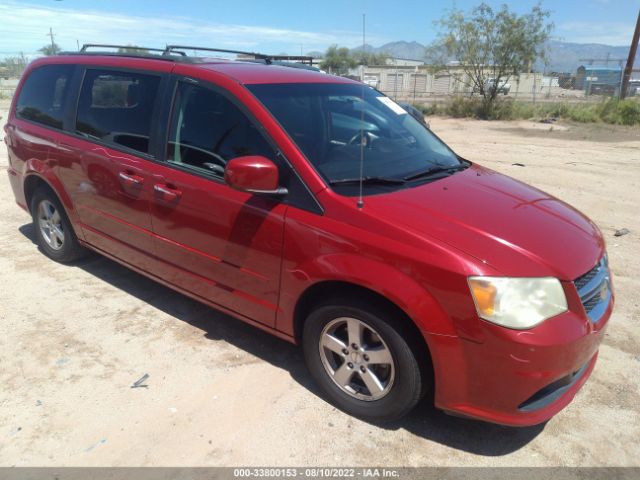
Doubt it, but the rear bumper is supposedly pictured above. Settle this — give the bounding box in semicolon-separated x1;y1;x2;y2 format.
7;166;28;211
426;295;612;427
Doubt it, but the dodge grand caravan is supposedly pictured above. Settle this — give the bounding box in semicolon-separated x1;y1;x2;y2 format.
4;45;614;425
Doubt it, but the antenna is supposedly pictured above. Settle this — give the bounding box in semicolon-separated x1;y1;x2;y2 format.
357;13;365;210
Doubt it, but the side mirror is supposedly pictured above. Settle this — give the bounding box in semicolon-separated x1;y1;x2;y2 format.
224;156;288;195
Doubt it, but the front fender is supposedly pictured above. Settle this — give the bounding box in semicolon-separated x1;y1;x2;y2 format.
277;253;456;337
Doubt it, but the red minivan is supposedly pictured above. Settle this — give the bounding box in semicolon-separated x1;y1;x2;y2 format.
4;46;613;425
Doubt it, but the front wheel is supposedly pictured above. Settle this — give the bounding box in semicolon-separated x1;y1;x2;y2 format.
303;301;424;422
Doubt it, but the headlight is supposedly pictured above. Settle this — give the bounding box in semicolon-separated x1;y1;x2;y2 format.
468;277;568;329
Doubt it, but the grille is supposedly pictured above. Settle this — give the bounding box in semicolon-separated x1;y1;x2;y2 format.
582;294;601;314
574;264;601;292
573;256;610;323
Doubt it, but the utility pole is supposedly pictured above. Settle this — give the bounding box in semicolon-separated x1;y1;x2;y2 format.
47;27;55;49
621;8;640;99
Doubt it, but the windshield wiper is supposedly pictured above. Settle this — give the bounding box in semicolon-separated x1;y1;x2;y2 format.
403;163;468;182
329;176;406;186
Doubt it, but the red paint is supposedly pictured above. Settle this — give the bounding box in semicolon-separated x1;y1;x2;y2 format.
5;54;614;426
225;156;280;192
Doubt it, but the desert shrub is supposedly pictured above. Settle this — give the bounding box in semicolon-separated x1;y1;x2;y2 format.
484;99;518;120
426;96;640;126
411;102;441;116
600;99;640;126
566;104;600;123
445;96;482;118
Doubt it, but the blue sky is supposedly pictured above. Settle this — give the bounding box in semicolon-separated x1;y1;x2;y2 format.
0;0;638;59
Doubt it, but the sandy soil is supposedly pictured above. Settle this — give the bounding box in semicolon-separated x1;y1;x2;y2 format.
1;101;639;466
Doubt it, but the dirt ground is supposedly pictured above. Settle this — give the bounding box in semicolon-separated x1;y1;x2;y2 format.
1;99;639;467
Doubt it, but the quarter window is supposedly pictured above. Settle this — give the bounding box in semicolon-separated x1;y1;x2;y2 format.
75;69;161;155
16;64;74;129
166;82;274;177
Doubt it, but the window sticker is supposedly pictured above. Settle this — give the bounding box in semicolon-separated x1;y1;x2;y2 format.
376;96;408;115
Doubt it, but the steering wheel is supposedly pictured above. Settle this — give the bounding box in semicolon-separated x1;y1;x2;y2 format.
348;131;374;147
213;122;241;154
202;151;227;175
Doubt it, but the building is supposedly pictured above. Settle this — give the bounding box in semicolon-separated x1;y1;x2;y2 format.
357;62;548;101
384;58;425;67
357;62;468;97
575;66;622;95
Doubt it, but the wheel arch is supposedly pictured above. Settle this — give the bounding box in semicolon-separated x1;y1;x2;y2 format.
284;252;456;338
24;174;54;213
293;279;435;392
23;171;83;239
23;156;76;214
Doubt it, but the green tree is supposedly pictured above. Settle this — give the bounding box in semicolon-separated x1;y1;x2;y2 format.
431;2;553;116
352;50;389;66
320;45;357;74
39;43;61;56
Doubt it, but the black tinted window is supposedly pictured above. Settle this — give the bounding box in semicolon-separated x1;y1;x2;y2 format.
76;69;160;154
166;83;273;177
249;83;461;195
16;65;74;129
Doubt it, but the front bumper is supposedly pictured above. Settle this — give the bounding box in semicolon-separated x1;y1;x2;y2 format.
425;291;612;427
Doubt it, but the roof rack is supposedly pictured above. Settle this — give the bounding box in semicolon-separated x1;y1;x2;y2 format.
80;44;174;54
64;43;317;69
162;45;272;63
58;43;192;63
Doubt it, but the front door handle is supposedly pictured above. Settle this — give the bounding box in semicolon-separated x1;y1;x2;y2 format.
119;171;145;186
154;183;182;202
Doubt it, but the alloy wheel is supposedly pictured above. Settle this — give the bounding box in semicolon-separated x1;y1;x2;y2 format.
37;200;64;250
319;317;395;401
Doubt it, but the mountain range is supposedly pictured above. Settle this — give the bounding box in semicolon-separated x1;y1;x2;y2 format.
310;40;640;74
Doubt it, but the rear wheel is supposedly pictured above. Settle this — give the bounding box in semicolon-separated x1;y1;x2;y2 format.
303;299;424;422
30;188;86;263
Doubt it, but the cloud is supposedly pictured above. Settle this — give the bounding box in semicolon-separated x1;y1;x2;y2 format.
0;1;386;58
558;21;634;46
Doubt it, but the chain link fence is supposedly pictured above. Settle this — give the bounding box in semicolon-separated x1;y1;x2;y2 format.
0;56;27;100
358;64;639;106
2;56;639;105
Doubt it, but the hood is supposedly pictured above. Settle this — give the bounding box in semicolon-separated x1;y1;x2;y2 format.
364;164;604;280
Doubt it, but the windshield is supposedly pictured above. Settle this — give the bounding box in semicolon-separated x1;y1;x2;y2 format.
247;83;463;195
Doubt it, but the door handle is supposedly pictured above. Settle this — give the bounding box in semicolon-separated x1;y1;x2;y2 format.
119;171;145;186
154;183;182;202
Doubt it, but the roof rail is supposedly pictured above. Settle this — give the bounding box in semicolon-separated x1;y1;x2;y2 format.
65;43;317;69
80;44;173;54
162;45;272;63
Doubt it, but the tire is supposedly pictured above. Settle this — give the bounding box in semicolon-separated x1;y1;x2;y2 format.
30;188;87;263
303;298;424;422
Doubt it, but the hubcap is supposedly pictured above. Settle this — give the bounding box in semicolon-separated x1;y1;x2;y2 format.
37;200;64;251
319;317;395;401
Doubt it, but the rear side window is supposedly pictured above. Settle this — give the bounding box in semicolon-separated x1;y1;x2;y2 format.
16;64;74;129
166;82;274;177
76;69;161;155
